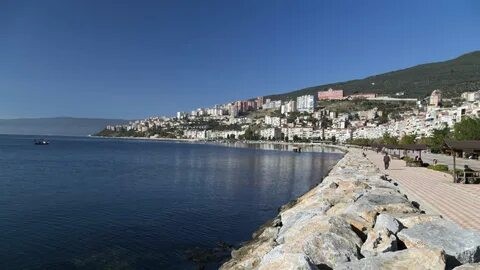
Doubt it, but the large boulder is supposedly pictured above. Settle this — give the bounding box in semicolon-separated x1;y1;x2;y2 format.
257;246;316;270
453;263;480;269
302;216;362;267
303;232;360;267
220;219;280;270
277;215;330;245
393;213;443;228
397;220;480;267
361;229;398;257
344;189;420;224
374;213;402;234
337;248;446;270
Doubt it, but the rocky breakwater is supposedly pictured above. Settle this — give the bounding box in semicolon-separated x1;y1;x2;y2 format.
220;150;480;270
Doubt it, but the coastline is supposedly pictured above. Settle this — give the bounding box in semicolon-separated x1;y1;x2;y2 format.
90;135;348;154
220;149;480;269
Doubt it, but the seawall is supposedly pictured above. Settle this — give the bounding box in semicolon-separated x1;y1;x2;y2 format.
220;150;480;270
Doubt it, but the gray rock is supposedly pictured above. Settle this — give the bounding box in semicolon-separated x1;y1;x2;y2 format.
302;217;362;267
258;246;316;270
394;213;443;228
337;248;446;270
361;229;397;257
397;220;480;266
453;263;480;270
374;213;402;234
344;189;419;223
304;231;360;268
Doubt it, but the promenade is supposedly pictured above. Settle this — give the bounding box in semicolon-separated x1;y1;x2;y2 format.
366;150;480;231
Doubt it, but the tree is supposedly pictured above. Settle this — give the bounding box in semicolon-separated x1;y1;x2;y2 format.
382;132;398;145
453;117;480;140
320;116;331;140
399;134;416;145
244;128;259;140
423;125;451;153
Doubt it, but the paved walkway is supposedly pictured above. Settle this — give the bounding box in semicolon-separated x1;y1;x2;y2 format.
400;151;480;171
366;150;480;231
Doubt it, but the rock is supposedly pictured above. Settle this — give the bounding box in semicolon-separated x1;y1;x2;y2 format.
303;231;361;268
361;229;397;257
397;220;480;267
339;214;371;238
374;213;402;234
344;189;420;224
222;238;276;270
337;248;446;270
221;151;476;270
277;215;330;246
394;213;443;228
453;263;480;269
222;219;279;270
257;246;316;270
301;216;362;267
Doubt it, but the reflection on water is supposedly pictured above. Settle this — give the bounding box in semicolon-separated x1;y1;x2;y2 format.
0;135;343;269
218;141;344;153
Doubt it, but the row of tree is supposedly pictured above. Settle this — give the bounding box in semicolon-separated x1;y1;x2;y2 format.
347;117;480;153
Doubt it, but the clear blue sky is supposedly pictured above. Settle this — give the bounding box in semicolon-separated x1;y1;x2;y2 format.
1;0;479;119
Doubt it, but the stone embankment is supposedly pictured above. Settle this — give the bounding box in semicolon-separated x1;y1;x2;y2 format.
220;150;480;270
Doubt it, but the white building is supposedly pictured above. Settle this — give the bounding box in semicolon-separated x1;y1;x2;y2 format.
184;130;207;140
264;115;282;127
177;112;187;119
296;95;316;113
429;90;442;107
282;127;314;140
260;128;282;140
461;91;480;102
281;100;296;114
263;99;282;109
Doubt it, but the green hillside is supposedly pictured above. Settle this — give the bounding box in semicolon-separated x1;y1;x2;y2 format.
266;51;480;100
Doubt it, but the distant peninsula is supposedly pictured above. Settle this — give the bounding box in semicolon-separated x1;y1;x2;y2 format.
0;117;130;136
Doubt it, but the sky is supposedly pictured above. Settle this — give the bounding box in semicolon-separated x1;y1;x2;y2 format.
1;0;479;119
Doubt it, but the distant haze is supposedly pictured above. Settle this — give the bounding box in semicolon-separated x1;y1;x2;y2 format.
0;118;129;136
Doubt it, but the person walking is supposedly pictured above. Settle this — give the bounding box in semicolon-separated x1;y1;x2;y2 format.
383;152;391;170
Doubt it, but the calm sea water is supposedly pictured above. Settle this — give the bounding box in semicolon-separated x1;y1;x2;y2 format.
0;135;343;269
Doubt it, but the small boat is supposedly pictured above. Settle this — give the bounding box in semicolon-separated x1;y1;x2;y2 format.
292;146;302;153
34;139;49;145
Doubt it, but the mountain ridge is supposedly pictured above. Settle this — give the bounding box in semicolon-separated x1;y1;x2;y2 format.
265;51;480;101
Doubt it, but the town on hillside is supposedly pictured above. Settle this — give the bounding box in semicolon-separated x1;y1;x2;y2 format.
97;88;480;145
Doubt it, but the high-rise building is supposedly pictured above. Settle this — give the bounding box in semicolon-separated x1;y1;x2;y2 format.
256;96;264;109
296;95;316;112
429;89;442;107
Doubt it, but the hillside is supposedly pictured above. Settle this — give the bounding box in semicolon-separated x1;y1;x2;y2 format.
266;51;480;100
0;117;130;136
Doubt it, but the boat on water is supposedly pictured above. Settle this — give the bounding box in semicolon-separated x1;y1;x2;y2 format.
34;139;49;145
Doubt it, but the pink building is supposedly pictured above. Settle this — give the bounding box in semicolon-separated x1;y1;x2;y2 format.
318;88;344;100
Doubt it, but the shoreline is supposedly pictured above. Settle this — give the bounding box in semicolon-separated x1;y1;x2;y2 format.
220;149;480;269
90;135;348;154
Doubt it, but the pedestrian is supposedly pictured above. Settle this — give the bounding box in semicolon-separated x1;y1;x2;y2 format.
383;152;391;170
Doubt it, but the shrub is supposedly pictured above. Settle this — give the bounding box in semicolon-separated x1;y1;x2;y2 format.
428;164;449;172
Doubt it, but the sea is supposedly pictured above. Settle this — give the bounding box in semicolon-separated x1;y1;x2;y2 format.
0;135;343;269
